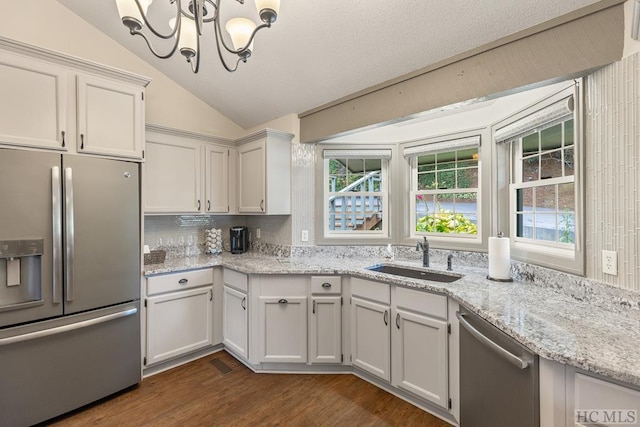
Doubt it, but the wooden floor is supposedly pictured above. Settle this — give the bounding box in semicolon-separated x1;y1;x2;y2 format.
47;351;451;427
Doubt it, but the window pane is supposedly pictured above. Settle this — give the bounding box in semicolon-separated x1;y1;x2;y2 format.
455;192;477;214
457;148;477;161
522;155;539;181
346;159;365;174
418;172;436;190
534;214;557;242
437;170;455;189
535;184;556;210
457;168;477;189
436;160;456;171
516;188;533;212
564;119;574;147
522;133;539;155
416;194;436;216
436;152;456;164
436;193;455;212
540;123;562;151
418;154;436;172
558;182;575;211
564;147;575;176
540;150;563;179
517;213;534;238
346;173;364;191
365;159;381;172
558;213;575;243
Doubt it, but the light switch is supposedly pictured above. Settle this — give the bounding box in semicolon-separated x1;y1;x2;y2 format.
7;258;20;287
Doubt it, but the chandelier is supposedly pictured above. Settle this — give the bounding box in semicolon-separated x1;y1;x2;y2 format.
115;0;280;73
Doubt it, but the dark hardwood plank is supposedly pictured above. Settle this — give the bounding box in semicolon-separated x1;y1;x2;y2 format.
47;351;451;427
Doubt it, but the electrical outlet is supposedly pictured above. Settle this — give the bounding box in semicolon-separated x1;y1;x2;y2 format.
301;230;309;242
256;228;261;239
602;250;618;276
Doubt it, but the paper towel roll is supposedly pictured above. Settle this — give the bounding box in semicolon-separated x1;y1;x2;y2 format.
488;236;511;280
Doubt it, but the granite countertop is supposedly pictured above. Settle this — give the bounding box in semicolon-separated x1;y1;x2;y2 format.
145;253;640;388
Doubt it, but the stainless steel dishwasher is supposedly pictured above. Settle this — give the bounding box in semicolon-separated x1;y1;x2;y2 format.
457;309;539;427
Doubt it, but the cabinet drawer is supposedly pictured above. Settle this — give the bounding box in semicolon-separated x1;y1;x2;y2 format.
223;268;248;293
574;373;640;418
351;277;390;305
394;286;447;320
147;268;213;296
311;276;342;294
260;275;306;297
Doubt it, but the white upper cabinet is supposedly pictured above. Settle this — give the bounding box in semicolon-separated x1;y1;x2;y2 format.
144;126;235;214
145;136;202;213
0;37;149;159
77;74;144;159
0;51;68;151
237;129;293;214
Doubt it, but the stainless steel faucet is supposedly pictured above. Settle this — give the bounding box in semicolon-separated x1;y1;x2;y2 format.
416;236;429;267
447;253;454;271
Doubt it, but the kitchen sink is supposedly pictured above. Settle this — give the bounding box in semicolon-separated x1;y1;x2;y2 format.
366;264;462;283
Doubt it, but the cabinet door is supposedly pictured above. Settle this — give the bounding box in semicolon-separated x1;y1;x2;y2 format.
144;139;202;213
392;308;449;408
237;140;265;213
77;74;144;159
258;296;307;363
223;286;248;359
0;52;67;150
350;296;390;381
146;286;213;365
309;296;342;364
205;144;229;213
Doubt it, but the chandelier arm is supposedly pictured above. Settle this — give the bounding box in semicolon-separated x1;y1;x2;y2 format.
201;0;218;23
190;23;202;73
129;29;181;59
134;0;180;40
214;22;242;72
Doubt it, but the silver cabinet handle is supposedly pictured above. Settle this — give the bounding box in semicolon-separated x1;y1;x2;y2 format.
178;278;188;285
209;289;213;301
241;296;246;310
383;310;388;326
80;133;84;150
207;200;211;211
64;167;75;302
260;199;264;212
51;167;62;304
0;307;137;346
321;282;332;289
456;311;530;370
197;200;201;210
396;313;400;329
278;299;288;304
61;130;66;147
312;300;316;314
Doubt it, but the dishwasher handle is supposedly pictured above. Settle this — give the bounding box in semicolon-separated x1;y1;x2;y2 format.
456;311;530;370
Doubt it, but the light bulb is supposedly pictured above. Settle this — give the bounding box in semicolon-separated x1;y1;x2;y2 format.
255;0;280;23
169;16;198;60
116;0;153;31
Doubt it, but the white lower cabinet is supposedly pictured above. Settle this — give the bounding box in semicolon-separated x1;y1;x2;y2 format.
350;278;391;382
309;296;342;364
146;286;213;366
223;269;249;360
257;276;307;363
391;286;449;409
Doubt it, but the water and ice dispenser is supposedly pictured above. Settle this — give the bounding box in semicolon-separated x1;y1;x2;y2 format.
0;239;43;311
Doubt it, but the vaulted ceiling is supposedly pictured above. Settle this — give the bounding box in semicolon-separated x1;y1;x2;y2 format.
58;0;601;129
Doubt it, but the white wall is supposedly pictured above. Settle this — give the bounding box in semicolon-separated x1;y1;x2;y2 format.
0;0;244;138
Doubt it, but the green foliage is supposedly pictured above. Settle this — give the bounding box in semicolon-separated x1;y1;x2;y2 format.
559;211;574;243
416;210;478;234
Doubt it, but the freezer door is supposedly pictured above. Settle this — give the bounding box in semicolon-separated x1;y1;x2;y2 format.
0;149;63;327
63;155;140;313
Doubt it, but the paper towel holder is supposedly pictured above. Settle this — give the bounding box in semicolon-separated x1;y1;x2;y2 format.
487;231;513;282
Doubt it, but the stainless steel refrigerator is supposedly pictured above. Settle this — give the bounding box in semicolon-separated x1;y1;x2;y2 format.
0;148;141;426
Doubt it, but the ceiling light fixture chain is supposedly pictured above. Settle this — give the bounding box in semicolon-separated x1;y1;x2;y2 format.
116;0;280;73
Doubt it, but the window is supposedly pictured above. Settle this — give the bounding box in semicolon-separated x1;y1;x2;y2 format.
406;136;480;239
495;83;583;274
512;118;575;245
321;149;390;239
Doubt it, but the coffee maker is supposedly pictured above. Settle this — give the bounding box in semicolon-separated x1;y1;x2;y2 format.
230;226;249;254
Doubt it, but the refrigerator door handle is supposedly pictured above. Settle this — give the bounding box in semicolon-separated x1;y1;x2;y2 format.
52;167;62;304
64;167;75;302
0;307;138;346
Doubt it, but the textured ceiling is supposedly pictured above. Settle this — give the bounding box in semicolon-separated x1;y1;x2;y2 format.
58;0;600;129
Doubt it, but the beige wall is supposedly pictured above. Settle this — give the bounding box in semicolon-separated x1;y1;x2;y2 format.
0;0;244;138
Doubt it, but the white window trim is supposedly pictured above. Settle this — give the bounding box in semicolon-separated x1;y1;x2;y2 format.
405;134;483;244
318;146;392;242
493;82;584;275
